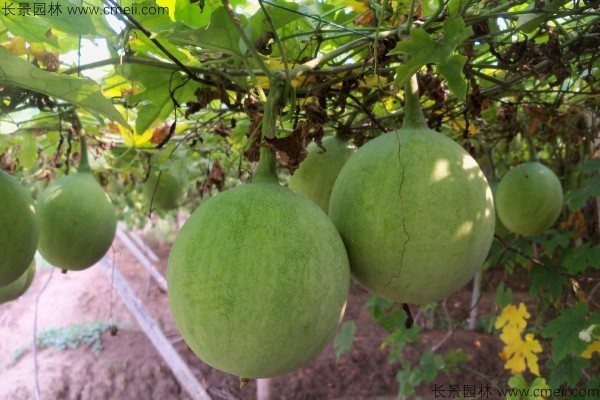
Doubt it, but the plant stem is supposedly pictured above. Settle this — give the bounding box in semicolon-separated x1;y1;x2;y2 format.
221;0;271;79
403;0;417;35
253;72;287;183
402;74;426;129
421;0;445;29
525;135;538;162
290;30;397;78
78;134;91;173
101;0;209;85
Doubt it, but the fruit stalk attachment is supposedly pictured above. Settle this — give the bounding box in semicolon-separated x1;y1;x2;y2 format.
78;134;91;173
402;74;427;130
253;72;287;183
525;135;539;162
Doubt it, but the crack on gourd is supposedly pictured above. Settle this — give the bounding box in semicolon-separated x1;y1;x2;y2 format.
385;131;410;290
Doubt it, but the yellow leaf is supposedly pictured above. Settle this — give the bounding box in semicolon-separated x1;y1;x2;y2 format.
1;37;28;55
523;334;542;376
581;338;600;359
495;303;530;331
156;0;176;19
500;334;542;375
330;0;369;12
499;324;523;344
504;351;527;374
116;123;153;147
496;303;542;376
358;74;383;89
451;117;479;136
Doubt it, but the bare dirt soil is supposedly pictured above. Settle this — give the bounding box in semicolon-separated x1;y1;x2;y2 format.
0;231;512;400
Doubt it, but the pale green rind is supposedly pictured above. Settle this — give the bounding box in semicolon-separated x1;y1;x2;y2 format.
37;172;117;271
143;172;187;211
0;261;35;304
289;136;356;213
491;182;511;237
496;162;563;237
329;128;495;304
0;170;39;286
167;182;350;378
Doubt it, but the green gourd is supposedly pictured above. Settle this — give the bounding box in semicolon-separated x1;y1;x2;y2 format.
143;171;187;211
0;261;35;304
329;75;495;304
0;169;39;286
289;136;356;213
36;136;117;271
495;162;563;237
167;75;350;378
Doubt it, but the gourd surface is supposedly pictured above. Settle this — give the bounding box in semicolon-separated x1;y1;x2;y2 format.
168;180;350;378
37;172;117;270
143;171;186;211
0;261;35;304
289;136;356;213
329;127;495;304
496;162;563;237
0;170;39;286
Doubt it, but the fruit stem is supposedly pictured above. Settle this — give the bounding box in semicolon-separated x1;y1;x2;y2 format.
402;74;427;129
254;147;278;183
525;136;538;162
253;72;287;183
78;134;91;173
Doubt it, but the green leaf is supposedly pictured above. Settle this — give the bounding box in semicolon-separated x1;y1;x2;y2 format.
561;244;600;274
565;176;600;209
396;352;443;398
437;54;468;99
495;281;513;309
443;348;468;370
507;375;549;400
167;7;246;56
365;295;407;330
391;17;472;99
541;304;600;363
447;0;464;17
507;374;528;400
0;47;128;127
529;265;568;298
383;325;420;362
333;320;356;362
18;133;38;170
413;351;444;383
121;64;189;134
0;13;58;47
586;378;600;399
516;0;570;34
582;158;600;174
527;377;550;400
547;355;588;389
542;229;572;253
247;0;301;45
36;0;98;35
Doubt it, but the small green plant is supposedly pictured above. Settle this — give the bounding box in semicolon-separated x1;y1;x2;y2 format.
11;321;121;364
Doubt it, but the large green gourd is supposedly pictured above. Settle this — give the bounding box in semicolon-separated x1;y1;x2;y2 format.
495;162;563;237
167;75;350;379
0;261;36;304
328;76;495;305
36;137;117;271
288;136;356;213
0;170;39;286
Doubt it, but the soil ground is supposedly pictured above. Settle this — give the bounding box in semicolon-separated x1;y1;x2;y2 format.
0;227;515;400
